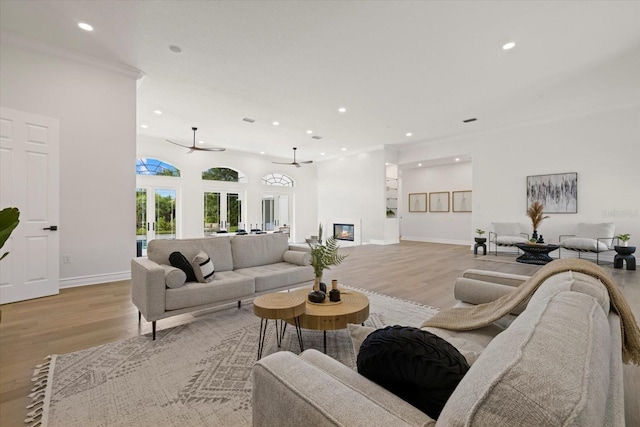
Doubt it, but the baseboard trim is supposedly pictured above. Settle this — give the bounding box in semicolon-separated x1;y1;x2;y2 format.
401;236;469;246
60;271;131;289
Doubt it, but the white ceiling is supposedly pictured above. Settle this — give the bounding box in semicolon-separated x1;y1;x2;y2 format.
1;0;639;162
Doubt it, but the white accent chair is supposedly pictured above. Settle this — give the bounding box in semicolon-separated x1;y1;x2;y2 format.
558;222;616;265
489;223;529;256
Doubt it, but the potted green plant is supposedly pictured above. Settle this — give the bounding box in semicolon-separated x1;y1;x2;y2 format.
386;208;396;218
0;207;20;261
526;201;550;241
475;229;486;244
307;224;347;302
616;234;631;247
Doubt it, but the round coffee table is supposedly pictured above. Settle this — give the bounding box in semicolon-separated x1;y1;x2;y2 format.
286;287;370;353
253;293;305;359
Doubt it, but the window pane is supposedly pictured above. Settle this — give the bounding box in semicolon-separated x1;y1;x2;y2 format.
136;188;147;253
204;192;221;234
227;193;241;232
137;158;180;176
155;189;176;239
202;167;241;182
261;173;293;186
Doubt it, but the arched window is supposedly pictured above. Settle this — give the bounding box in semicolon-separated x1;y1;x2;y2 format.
136;158;180;177
261;173;294;187
202;167;246;183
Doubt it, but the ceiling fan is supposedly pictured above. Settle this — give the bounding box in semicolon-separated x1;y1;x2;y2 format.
272;147;313;168
166;127;226;152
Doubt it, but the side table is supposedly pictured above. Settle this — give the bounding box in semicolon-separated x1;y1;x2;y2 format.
474;238;487;256
614;246;636;271
253;293;306;359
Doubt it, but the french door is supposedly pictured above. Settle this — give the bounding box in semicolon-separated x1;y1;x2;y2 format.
203;190;244;234
136;186;178;256
261;194;290;232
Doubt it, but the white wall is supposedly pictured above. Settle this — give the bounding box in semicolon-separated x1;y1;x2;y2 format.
399;106;640;254
316;149;386;245
401;162;473;244
137;135;318;243
0;40;138;285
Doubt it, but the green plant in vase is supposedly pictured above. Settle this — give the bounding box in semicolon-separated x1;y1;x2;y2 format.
616;234;631;247
0;207;20;261
307;224;347;302
475;229;486;243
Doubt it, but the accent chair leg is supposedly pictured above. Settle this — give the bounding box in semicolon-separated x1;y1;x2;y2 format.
138;311;141;323
238;300;241;309
152;321;156;340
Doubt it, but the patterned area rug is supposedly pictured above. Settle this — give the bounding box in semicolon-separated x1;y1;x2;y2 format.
27;288;438;427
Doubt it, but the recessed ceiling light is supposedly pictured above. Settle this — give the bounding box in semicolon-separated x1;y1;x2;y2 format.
502;42;516;50
320;153;325;156
306;130;313;134
338;107;347;113
198;140;204;145
169;45;182;53
405;132;413;137
418;163;422;167
455;158;460;162
341;147;347;151
140;124;148;129
260;151;265;155
272;121;279;126
153;110;162;115
78;22;93;31
385;162;389;166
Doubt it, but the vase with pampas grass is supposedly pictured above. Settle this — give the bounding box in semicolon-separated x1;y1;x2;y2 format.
527;201;550;241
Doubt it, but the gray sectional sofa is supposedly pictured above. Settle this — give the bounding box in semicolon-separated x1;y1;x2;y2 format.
252;268;625;426
131;233;313;339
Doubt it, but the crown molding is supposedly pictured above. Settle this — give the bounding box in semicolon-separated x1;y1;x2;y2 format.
1;30;144;80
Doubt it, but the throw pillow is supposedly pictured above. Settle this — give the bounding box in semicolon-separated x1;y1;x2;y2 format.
169;251;197;283
161;264;187;289
357;325;470;420
282;250;311;266
191;250;215;283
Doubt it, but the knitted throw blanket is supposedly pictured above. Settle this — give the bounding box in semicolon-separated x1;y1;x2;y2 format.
421;258;640;365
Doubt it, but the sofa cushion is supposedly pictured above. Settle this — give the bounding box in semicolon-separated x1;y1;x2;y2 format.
283;250;311;266
165;270;254;311
161;264;187;289
492;222;522;236
559;237;610;252
235;262;314;292
191;250;215;283
231;233;289;269
357;326;470;420
496;235;528;245
576;222;615;240
149;236;234;272
169;251;197;282
438;291;612;426
528;271;610;316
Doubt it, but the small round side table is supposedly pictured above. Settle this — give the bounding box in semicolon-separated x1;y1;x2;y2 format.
253;293;306;359
474;238;487;256
613;246;636;271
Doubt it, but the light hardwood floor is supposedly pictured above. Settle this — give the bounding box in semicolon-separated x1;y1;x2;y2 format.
1;241;638;425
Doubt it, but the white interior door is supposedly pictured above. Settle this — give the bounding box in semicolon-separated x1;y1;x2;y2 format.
0;107;60;304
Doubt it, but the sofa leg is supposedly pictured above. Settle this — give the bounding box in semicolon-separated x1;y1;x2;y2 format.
238;300;241;309
152;321;156;340
138;310;141;323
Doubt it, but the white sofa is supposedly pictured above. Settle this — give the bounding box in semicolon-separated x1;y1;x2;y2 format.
252;268;624;426
131;233;314;339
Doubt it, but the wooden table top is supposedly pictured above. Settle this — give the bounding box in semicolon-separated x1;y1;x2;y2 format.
285;287;370;331
253;292;306;320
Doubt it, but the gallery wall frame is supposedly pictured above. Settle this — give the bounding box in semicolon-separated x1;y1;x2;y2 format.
526;172;577;214
429;192;450;212
409;193;427;212
452;190;472;212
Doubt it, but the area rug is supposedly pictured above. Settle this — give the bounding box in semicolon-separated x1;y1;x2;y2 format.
27;288;438;427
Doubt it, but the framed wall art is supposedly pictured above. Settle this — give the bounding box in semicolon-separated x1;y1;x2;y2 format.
452;190;472;212
408;193;427;212
526;172;577;213
429;192;450;212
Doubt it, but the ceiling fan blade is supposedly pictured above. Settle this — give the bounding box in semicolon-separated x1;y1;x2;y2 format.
192;146;226;152
272;161;294;165
300;160;313;164
166;139;191;149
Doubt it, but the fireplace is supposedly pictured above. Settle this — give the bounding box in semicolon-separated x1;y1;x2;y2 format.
333;223;355;242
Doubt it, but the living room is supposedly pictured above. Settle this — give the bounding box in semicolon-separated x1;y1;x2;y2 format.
1;1;639;426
